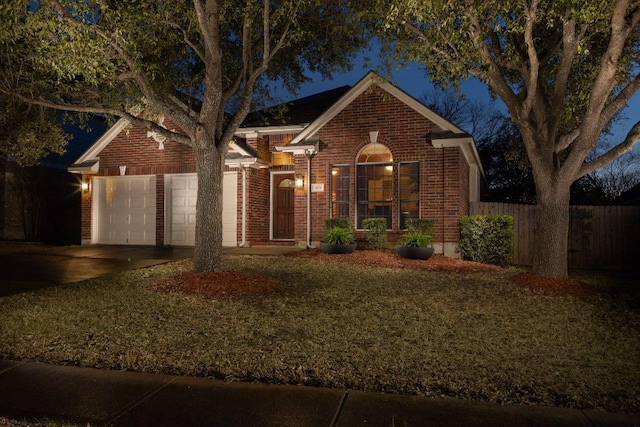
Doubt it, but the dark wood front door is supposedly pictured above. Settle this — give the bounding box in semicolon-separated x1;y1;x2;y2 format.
273;174;295;239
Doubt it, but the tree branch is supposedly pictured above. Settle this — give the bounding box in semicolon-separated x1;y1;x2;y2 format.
578;119;640;178
0;87;193;146
160;19;205;63
520;0;541;117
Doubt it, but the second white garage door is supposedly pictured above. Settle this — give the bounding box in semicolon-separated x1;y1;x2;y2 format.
167;172;237;246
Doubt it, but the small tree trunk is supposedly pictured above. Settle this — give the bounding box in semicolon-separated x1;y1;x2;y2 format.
532;184;571;279
193;137;225;273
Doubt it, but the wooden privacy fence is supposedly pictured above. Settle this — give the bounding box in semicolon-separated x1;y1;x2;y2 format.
470;202;640;271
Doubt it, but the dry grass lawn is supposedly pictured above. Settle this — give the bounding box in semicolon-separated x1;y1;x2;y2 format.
1;250;638;414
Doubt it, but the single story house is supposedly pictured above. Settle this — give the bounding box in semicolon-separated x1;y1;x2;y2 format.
69;72;484;256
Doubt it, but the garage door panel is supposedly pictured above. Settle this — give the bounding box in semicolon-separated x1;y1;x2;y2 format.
94;176;156;245
129;213;148;226
172;213;187;225
168;173;236;246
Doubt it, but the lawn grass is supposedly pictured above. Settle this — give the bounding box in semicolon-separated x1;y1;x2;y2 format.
0;254;639;413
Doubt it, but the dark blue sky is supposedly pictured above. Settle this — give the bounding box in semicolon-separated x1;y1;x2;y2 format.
279;53;640;148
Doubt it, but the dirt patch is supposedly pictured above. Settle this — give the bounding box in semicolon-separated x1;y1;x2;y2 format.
148;249;600;299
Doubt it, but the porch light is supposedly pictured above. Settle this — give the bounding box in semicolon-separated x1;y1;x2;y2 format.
81;182;89;192
295;175;304;190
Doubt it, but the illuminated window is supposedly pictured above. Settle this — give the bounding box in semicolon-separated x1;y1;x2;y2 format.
399;162;420;229
356;143;393;229
330;165;350;218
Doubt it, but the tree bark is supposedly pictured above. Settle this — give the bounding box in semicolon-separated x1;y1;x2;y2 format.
193;131;225;273
532;183;571;279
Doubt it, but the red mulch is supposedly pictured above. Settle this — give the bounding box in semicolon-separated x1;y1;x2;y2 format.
147;249;601;299
287;248;503;272
148;271;281;298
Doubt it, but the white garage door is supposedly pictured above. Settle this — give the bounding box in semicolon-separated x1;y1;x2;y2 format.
167;172;237;246
93;176;156;245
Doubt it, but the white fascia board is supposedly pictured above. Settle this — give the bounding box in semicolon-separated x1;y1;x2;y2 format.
225;157;270;169
228;141;252;156
73;118;130;165
274;143;318;155
288;71;466;146
235;125;307;137
68;161;100;174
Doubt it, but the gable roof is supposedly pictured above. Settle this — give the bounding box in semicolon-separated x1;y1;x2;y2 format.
242;85;351;128
287;71;467;147
68;117;267;174
276;71;484;173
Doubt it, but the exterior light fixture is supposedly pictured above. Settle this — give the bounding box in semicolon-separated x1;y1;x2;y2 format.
295;175;304;190
119;165;127;176
81;182;89;192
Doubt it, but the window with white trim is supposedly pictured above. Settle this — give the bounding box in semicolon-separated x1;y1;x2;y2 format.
330;165;350;218
399;162;420;229
356;143;393;229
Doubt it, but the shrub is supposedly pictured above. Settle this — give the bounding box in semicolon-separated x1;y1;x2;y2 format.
325;217;354;232
405;218;434;236
399;231;433;248
459;215;513;267
361;218;388;250
323;227;354;245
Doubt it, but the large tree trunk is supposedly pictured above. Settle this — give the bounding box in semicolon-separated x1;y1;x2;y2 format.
532;182;571;279
193;135;225;273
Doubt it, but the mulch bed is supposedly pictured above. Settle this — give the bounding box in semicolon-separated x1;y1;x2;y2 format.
147;249;602;299
148;271;281;298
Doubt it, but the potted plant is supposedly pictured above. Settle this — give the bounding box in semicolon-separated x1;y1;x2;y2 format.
320;217;357;254
396;218;434;260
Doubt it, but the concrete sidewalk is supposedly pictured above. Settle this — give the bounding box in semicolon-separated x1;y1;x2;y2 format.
1;360;638;427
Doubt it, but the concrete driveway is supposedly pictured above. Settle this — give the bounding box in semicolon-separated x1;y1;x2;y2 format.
0;245;194;297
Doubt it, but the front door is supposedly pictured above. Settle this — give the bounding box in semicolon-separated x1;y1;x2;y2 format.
273;174;295;240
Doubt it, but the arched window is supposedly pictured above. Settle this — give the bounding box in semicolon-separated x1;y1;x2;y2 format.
356;143;393;229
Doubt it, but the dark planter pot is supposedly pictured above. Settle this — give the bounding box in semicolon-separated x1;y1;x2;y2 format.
320;241;357;254
395;245;434;260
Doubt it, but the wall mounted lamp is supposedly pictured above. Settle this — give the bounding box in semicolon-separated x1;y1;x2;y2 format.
81;181;89;193
295;175;304;190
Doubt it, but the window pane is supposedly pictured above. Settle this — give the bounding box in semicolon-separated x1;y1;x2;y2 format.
330;165;350;218
399;162;420;229
357;143;392;163
356;163;392;229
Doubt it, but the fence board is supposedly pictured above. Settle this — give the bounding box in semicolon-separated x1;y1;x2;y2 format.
469;202;640;271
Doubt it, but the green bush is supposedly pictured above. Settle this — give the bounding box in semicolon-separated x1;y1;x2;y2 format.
325;217;354;232
323;226;354;245
399;231;433;248
361;218;388;250
405;218;434;236
459;215;513;267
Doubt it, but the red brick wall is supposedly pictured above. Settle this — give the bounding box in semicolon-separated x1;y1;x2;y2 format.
245;167;272;243
286;86;470;248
